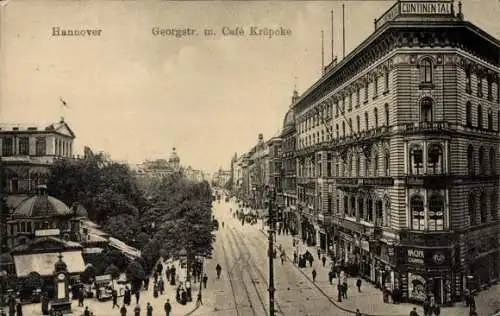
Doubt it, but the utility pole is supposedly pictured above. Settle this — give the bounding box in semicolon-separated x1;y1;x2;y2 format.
267;186;276;316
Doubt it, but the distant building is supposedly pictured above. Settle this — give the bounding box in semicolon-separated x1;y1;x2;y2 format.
212;168;231;188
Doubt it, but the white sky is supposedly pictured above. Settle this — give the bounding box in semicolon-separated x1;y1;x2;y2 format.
1;0;499;173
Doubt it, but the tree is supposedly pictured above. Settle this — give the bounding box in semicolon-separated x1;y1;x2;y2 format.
80;265;96;284
103;250;128;271
126;261;146;291
104;264;120;280
22;271;43;291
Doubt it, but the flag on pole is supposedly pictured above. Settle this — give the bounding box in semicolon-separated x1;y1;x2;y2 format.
59;97;69;108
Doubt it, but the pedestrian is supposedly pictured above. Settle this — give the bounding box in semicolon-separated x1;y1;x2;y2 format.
308;255;314;267
342;281;348;299
135;290;140;305
157;262;164;275
355;309;362;316
120;304;127;316
356;278;362;292
293;251;298;264
146;302;153;316
321;255;326;267
280;252;285;265
153;283;159;298
83;306;91;316
15;301;22;316
112;289;119;309
154;271;158;284
164;299;172;316
144;277;150;291
317;248;321;259
312;269;317;283
202;273;208;288
409;307;419;316
158;276;165;294
196;292;203;306
124;286;131;306
134;304;141;316
216;264;222;279
166;267;171;283
423;297;430;316
78;288;85;307
328;270;334;285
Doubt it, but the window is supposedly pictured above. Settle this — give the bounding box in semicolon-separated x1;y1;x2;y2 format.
491;192;498;220
376;200;384;226
356;88;360;106
420;58;433;83
384;198;391;227
373;76;379;97
487;80;493;100
421;97;433;122
344;196;349;215
2;138;13;156
348;93;352;111
335;101;339;117
488;110;493;131
384;71;389;91
349;196;355;216
466;102;472;127
19;137;29;155
410;195;425;230
347;156;352;176
427;143;444;174
467;145;475;175
477;104;483;128
373;151;379;175
410;145;424;175
364;82;368;101
469;194;477;226
466;70;472;93
356;115;360;133
336;124;339;138
479;147;486;175
355;154;360;176
480;192;487;223
384;103;389;126
489;148;496;175
348;118;352;135
477;76;483;98
35;137;46;155
498;111;500;131
384;151;390;176
364;112;369;130
358;198;364;220
367;198;373;222
374;108;379;128
365;156;370;176
342;122;345;138
428;194;444;231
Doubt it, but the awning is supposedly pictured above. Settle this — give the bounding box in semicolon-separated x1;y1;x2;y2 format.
13;251;86;277
108;237;141;259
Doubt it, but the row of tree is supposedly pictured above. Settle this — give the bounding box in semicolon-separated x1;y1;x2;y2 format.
47;149;214;282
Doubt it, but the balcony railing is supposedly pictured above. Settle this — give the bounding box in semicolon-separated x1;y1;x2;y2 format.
402;121;450;134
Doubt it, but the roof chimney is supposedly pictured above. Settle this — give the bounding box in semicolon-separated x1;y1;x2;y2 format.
292;90;300;105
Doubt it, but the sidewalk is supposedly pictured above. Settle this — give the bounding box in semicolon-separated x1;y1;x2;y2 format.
259;225;500;316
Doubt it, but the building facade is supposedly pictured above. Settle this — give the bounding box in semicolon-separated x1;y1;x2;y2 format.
292;0;499;305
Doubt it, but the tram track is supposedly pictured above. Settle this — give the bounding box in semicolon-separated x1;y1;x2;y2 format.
227;226;286;316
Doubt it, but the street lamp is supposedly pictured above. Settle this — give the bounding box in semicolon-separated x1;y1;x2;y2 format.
266;185;276;316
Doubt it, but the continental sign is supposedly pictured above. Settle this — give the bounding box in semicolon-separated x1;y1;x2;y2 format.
375;1;453;29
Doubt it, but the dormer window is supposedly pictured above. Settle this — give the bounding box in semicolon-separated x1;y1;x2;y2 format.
419;58;433;84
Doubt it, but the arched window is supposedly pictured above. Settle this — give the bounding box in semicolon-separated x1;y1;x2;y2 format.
468;192;477;226
409;145;424;175
355;153;360;176
356;115;360;133
480;192;487;223
477;104;483;128
428;194;444;231
374;108;379;128
427;143;444;174
365;156;370;176
384;103;389;126
421;97;433;122
373;151;379;175
347;156;353;176
364;112;369;130
348;118;352;135
489;148;496;175
479;147;486;175
410;195;425;230
342;121;346;137
467;145;475;175
336;124;339;138
419;58;433;83
488;110;493;131
466;102;472;127
491;192;498;220
384;151;390;176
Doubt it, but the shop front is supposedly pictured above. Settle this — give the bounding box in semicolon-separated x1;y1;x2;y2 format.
396;245;455;306
300;215;316;246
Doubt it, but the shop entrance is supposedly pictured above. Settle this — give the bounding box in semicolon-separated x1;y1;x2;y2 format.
431;277;444;305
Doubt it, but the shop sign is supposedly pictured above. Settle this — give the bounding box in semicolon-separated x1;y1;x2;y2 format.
375;0;452;29
35;229;60;236
398;246;451;266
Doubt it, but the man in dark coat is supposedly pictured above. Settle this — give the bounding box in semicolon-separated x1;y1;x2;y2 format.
112;289;119;309
15;301;22;316
124;286;131;306
337;282;343;302
312;269;317;283
202;273;208;288
164;299;172;316
120;304;127;316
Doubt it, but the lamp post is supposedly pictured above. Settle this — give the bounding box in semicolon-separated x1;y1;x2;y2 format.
266;185;276;316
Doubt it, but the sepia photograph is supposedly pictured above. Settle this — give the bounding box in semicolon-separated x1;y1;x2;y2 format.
0;0;499;315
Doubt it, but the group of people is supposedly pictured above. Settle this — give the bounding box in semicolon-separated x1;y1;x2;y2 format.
0;295;22;316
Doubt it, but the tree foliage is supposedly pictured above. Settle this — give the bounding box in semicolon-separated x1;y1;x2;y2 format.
104;264;121;280
126;261;146;282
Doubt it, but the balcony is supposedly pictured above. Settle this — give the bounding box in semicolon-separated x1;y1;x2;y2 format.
399;229;457;246
402;121;451;135
336;177;394;188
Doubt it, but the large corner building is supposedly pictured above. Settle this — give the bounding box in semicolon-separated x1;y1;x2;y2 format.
290;0;499;306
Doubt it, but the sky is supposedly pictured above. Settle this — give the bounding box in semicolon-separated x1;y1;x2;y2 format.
0;0;499;173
